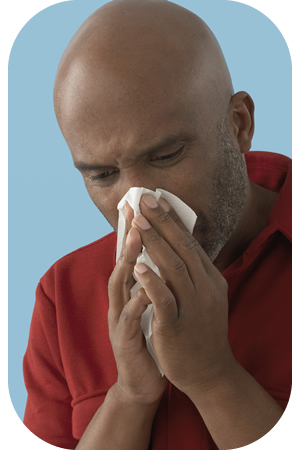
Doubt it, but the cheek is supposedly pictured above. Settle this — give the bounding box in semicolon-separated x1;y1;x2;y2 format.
177;163;216;221
175;158;213;200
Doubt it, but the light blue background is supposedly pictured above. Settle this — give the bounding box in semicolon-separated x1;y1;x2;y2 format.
9;0;291;421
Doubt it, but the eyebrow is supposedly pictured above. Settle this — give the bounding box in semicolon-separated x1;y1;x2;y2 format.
74;132;191;172
74;161;110;172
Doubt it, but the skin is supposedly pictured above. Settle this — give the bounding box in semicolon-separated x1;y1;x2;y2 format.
53;1;282;448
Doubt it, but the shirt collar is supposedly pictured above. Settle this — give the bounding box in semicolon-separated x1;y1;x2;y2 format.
245;151;292;242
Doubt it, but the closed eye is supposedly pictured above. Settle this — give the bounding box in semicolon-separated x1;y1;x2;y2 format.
87;146;184;183
149;147;184;162
90;168;119;181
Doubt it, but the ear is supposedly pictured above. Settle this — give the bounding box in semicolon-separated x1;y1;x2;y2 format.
227;91;255;154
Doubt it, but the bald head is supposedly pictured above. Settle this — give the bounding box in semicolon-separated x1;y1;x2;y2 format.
54;0;233;148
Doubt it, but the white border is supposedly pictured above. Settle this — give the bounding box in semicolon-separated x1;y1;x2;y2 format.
2;0;297;448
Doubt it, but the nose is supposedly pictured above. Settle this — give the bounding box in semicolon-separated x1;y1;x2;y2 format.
118;169;165;200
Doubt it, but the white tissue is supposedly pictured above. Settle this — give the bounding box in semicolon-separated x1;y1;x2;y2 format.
116;187;197;376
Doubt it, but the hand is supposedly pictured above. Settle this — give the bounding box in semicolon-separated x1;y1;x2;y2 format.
108;202;168;406
131;194;236;398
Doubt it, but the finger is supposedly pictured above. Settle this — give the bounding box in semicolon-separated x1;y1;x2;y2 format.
121;201;135;249
117;288;152;341
140;194;213;277
132;210;207;303
134;263;178;327
108;227;142;326
158;198;191;234
132;213;196;310
158;197;213;274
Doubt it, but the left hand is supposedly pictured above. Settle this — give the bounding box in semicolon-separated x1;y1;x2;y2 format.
131;194;236;398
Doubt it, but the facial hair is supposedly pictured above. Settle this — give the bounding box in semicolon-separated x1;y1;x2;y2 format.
199;118;248;262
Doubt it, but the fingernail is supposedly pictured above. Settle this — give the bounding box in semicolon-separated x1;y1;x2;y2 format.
142;194;158;208
134;263;148;274
133;214;151;230
158;198;170;212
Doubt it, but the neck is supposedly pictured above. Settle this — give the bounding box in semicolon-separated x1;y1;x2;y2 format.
213;180;278;273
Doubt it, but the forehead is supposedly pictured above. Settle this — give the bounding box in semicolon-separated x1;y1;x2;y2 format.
61;65;206;165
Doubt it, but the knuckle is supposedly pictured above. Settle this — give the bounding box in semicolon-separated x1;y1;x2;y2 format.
169;257;186;275
156;209;172;226
147;232;162;246
134;287;147;302
120;275;132;290
185;236;199;252
108;262;132;294
178;233;199;253
119;304;131;323
158;293;174;310
117;251;126;268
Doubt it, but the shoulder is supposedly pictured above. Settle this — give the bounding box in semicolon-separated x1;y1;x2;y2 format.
246;152;291;241
245;151;291;191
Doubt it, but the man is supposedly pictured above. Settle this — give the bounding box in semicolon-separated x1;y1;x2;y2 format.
23;0;292;449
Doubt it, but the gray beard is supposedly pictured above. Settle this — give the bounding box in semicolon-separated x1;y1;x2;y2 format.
200;119;248;262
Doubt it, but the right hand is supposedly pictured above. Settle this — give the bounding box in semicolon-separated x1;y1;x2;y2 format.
108;202;168;405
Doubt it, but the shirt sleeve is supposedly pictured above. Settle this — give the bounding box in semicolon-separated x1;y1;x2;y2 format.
23;281;79;449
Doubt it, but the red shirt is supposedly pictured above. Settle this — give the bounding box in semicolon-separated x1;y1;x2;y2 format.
23;151;292;449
